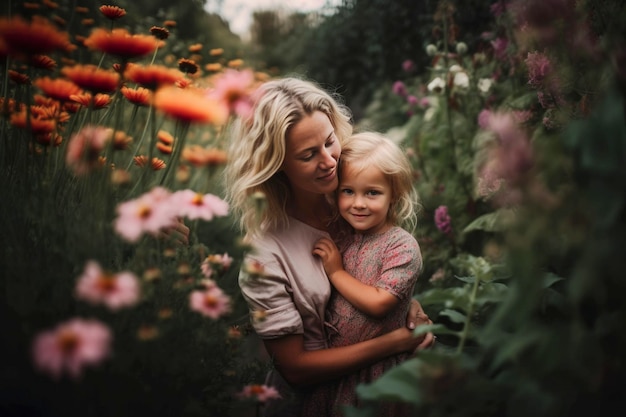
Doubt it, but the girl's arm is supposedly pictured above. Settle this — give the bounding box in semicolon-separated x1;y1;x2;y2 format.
263;325;431;387
313;237;397;318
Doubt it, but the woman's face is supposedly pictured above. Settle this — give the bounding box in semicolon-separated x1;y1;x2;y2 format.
282;111;341;196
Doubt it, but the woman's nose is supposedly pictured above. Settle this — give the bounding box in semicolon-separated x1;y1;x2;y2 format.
319;148;337;169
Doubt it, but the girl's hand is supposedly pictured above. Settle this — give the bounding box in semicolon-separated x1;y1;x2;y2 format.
312;237;344;277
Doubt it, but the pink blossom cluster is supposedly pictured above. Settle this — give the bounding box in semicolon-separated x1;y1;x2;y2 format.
237;384;281;403
200;252;234;278
32;318;112;379
114;186;229;243
525;51;551;88
434;205;453;235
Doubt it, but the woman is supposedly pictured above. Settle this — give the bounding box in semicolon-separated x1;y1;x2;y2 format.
224;77;433;416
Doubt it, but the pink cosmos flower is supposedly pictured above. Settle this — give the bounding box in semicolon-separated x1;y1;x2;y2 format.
169;189;229;221
434;205;453;235
207;68;255;118
75;260;141;310
237;384;281;403
32;318;112;379
114;186;178;242
200;252;233;278
66;125;111;175
189;281;231;319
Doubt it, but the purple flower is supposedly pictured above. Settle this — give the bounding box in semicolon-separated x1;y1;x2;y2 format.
434;205;453;235
402;59;415;73
525;51;551;88
392;80;408;97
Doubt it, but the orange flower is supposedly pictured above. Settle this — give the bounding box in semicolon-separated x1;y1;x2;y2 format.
70;93;112;109
75;6;89;14
99;5;126;20
156;142;173;155
52;16;66;27
84;28;158;59
10;110;56;135
178;58;198;75
0;16;72;56
36;132;63;147
62;64;120;93
157;130;174;145
34;76;82;102
112;131;132;150
30;55;57;71
188;43;202;53
204;63;222;72
124;64;184;90
81;18;95;27
209;48;224;56
163;20;176;28
121;86;151;106
182;145;228;167
153;86;228;124
227;59;244;68
9;70;30;85
133;156;166;170
150;26;169;40
43;0;59;9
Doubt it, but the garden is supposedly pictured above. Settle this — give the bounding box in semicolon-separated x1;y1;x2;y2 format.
1;0;625;416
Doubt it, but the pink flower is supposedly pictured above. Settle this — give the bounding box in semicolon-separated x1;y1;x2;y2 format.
169;189;229;221
189;282;231;319
525;51;551;88
237;384;281;403
478;109;492;129
207;68;256;118
402;59;415;73
32;318;112;379
66;125;111;175
114;186;178;242
434;205;453;235
484;112;534;185
392;80;408;97
201;252;233;278
490;37;509;60
75;260;141;310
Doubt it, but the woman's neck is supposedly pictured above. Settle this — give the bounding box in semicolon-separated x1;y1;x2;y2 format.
287;193;332;230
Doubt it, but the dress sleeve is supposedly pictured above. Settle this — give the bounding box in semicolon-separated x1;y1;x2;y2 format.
376;230;422;301
238;251;304;339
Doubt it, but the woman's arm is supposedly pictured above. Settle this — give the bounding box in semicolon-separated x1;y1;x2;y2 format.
263;325;428;387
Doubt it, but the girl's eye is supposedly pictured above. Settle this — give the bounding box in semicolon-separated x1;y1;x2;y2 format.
340;188;353;195
367;190;381;196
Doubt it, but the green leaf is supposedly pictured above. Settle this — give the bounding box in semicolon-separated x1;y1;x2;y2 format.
463;209;517;233
355;357;425;404
439;308;467;324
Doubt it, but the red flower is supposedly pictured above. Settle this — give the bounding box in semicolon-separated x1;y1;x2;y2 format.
124;64;184;91
0;16;72;57
84;28;158;59
99;5;127;20
62;64;120;93
153;86;228;124
34;77;82;102
121;86;151;106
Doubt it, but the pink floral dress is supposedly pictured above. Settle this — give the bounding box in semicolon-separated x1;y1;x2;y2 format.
302;226;422;416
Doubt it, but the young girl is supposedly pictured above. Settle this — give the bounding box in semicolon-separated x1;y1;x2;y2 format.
311;131;423;416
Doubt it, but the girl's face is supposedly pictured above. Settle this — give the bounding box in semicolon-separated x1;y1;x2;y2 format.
337;163;392;235
282;111;341;196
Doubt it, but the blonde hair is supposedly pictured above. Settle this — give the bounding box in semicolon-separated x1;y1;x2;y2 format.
337;131;420;233
224;77;353;236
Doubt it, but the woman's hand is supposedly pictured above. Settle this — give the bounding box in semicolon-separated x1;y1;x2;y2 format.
406;298;435;349
158;218;190;246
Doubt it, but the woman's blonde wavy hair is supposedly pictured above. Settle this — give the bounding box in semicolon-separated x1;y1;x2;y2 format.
223;77;353;237
334;131;420;236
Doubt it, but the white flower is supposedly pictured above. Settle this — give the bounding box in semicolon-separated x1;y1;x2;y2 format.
478;78;494;93
453;72;470;89
449;64;463;73
427;77;445;93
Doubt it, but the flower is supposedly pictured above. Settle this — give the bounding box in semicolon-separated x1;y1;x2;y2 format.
169;189;229;221
70;93;112;109
31;318;112;379
237;384;281;403
452;71;469;89
61;64;120;93
392;80;408;97
189;284;231;319
75;261;141;310
84;28;158;59
133;156;166;170
66;125;111;175
206;69;256;118
34;77;82;102
113;186;178;242
0;15;72;56
427;77;445;93
121;86;151;106
525;51;552;88
124;64;184;90
434;205;453;235
178;58;199;75
182;145;228;167
150;26;170;40
477;78;494;94
99;5;126;20
154;86;228;124
201;253;233;278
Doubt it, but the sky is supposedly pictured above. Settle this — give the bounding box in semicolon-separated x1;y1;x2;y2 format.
204;0;338;37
